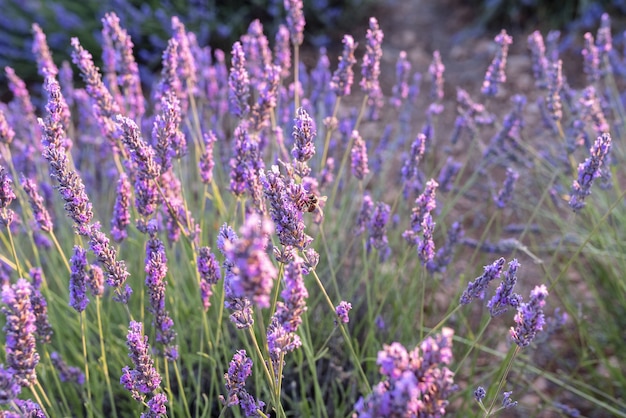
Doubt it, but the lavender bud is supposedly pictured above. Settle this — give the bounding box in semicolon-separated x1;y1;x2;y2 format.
487;259;522;316
569;133;611;211
330;35;358;97
481;30;513;96
460;257;505;305
122;321;162;400
350;130;369;180
510;285;548;347
69;245;90;312
111;173;131;242
228;42;251;118
197;246;221;311
494;168;519;209
335;301;352;324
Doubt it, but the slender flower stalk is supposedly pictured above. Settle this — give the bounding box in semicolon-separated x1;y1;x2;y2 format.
494;168;519;209
429;51;445;101
569;133;612;211
482;30;513;96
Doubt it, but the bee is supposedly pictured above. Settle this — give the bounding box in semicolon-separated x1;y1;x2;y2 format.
303;194;327;216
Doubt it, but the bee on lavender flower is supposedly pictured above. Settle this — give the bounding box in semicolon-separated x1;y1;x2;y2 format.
304;193;327;216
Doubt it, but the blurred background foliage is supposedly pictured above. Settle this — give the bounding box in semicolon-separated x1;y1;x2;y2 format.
1;0;626;99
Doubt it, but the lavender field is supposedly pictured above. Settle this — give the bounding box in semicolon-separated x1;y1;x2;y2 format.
0;1;625;417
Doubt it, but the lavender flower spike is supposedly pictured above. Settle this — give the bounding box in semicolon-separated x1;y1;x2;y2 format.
487;259;522;316
21;176;53;233
2;279;40;387
510;284;549;347
429;50;445;101
569;133;612;211
291;107;316;163
224;350;265;416
460;257;506;305
198;246;221;311
494;168;519;209
360;17;384;98
222;214;277;308
284;0;305;46
228;41;251;118
69;245;90;313
121;321;162;401
199;131;217;185
330;35;358;97
350;130;369;180
335;301;352;324
482;29;513;96
115;115;160;180
111;173;131;242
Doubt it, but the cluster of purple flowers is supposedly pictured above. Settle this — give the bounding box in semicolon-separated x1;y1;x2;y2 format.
353;328;457;417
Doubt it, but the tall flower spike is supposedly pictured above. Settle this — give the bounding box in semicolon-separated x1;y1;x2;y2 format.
32;23;58;77
487;259;522;317
528;31;549;89
350;130;369;180
274;255;308;332
569;133;611;211
115;115;160;180
582;32;600;83
21;176;53;233
360;17;384;98
291;107;316;164
199;131;217;184
171;16;197;97
330;35;358;97
145;234;177;360
222;214;277;308
418;214;436;265
274;25;292;78
88;223;131;303
228;42;251;118
367;201;391;260
428;50;445;101
545;59;563;123
121;321;162;401
284;0;305;46
481;29;513;96
460;257;506;305
197;246;221;311
2;279;40;387
390;51;411;108
494;168;519;209
69;245;90;312
510;284;549;347
403;178;438;246
224;350;265;416
29;268;53;344
111;173;131;242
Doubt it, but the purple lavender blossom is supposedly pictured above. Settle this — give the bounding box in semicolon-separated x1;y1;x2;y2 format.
310;47;332;109
31;23;58;77
0;108;15;145
241;19;272;85
401;133;426;199
145;235;177;360
502;391;518;409
403;178;438;246
40;77;93;235
228;42;251;118
71;37;121;142
111;173;131;242
266;317;302;378
582;32;600;83
350;130;369;180
596;13;612;63
579;85;609;136
4;67;37;136
0;365;21;403
487;259;522;316
2;279;39;387
88;223;131;303
222;214;277;308
224;350;265;416
528;31;549;89
11;399;45;417
261;165;312;249
390;51;411;108
0;167;16;210
50;352;85;385
121;321;162;401
482;30;513;96
460;257;506;305
494;168;519;209
474;386;486;402
198;246;221;311
335;301;352;324
367;201;391;260
69;245;90;312
291;107;316;163
545;59;563;122
28;268;52;344
199;131;217;184
360;17;384;99
274;25;292;78
21;176;53;233
510;285;549;347
284;0;305;46
115;115;160;180
152;91;185;172
274;255;308;332
171;16;197;97
418;214;436;265
250;64;281;132
569;133;612;211
437;157;461;193
158;38;182;101
429;50;445;101
330;35;358;97
101;12;145;120
355;193;373;236
230;121;259;197
142;393;168;418
354;328;456;417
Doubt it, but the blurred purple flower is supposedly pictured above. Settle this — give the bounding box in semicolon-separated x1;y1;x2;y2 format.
494;168;519;209
198;246;221;311
428;50;445;101
403;178;438;246
350;130;369;181
360;17;384;100
487;259;522;316
143;393;168;418
28;268;52;344
50;352;85;385
224;350;265;416
111;173;131;242
335;301;352;324
21;176;53;233
330;35;358;97
121;321;162;401
482;30;513;96
0;365;20;403
275;255;308;332
390;51;411;108
2;279;39;387
528;31;549;89
291;107;316;164
228;42;251;118
199;131;217;184
284;0;305;46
